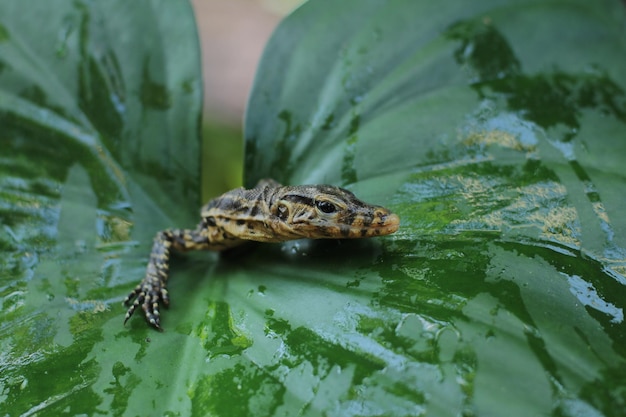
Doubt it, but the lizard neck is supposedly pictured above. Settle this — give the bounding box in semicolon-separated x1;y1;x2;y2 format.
200;186;280;243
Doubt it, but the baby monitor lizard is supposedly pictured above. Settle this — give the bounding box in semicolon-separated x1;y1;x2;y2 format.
123;179;400;330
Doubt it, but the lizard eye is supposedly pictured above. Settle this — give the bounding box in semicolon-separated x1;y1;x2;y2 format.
316;200;337;214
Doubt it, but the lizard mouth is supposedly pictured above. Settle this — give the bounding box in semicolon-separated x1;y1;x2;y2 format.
377;213;400;234
345;211;400;238
369;212;400;236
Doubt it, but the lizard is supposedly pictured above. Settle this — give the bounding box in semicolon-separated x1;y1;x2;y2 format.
123;179;400;330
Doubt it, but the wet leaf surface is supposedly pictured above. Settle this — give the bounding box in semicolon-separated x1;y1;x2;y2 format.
1;0;625;416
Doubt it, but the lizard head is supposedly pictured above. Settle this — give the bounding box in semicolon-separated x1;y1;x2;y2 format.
269;185;399;240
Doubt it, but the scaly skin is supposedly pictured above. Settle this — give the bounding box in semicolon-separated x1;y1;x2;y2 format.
123;179;399;330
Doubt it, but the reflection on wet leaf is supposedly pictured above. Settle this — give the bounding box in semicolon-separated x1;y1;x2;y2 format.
446;17;626;136
190;360;285;417
195;300;253;358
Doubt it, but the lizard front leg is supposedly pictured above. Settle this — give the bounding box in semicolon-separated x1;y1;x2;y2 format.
124;227;210;330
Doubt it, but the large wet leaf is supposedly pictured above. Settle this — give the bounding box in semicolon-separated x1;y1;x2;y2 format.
2;0;626;416
0;0;202;415
243;0;626;416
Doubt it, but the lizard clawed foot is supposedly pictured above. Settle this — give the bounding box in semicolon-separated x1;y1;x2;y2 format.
123;275;169;331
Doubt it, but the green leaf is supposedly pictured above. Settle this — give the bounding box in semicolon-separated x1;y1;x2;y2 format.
2;0;626;416
1;0;203;415
244;0;626;416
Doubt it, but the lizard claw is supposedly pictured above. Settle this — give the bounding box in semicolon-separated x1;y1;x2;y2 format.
123;275;167;331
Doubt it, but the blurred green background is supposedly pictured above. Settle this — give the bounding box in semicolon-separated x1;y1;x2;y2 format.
194;0;304;199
